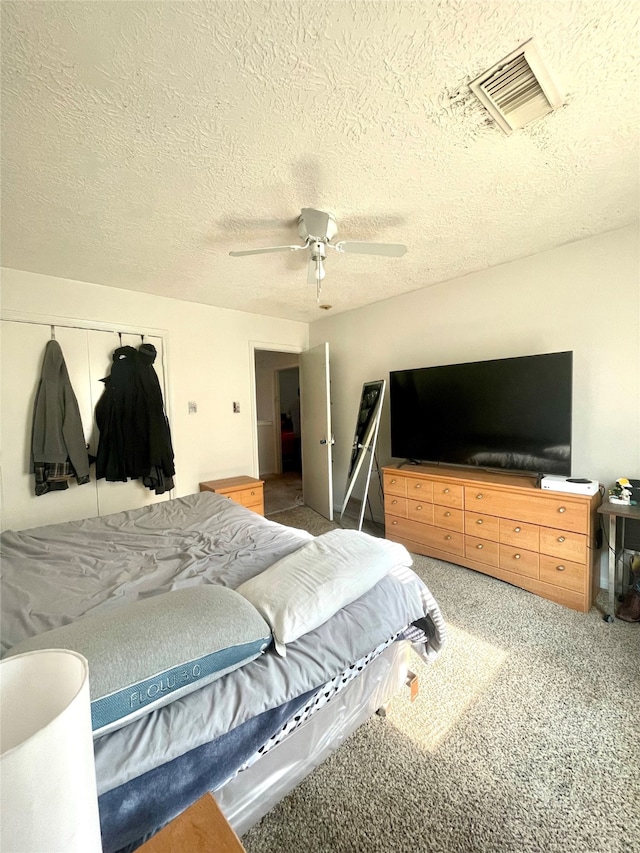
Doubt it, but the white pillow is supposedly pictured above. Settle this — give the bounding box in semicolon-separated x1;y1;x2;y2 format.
236;529;412;655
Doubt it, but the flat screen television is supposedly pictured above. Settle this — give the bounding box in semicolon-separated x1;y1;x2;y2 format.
389;351;573;476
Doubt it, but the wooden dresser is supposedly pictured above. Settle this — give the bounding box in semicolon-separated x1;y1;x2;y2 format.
199;475;264;515
383;464;601;612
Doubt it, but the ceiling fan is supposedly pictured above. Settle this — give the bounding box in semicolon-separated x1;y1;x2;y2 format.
229;208;407;301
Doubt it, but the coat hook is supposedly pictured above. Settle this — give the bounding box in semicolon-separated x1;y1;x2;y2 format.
50;325;56;340
118;332;122;346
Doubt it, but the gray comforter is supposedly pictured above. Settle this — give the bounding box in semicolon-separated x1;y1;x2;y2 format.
0;492;445;795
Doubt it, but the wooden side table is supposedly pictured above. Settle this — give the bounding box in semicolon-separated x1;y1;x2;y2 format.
138;793;245;852
200;475;265;515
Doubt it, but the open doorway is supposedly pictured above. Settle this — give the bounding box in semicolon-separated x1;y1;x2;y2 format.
254;349;303;515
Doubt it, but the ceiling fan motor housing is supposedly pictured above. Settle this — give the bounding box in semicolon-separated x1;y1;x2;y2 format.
298;208;337;243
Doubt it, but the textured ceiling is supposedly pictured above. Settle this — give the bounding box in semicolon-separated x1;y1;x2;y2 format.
1;0;639;323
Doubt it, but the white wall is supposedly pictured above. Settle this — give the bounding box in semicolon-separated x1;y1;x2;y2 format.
310;225;640;536
1;268;308;526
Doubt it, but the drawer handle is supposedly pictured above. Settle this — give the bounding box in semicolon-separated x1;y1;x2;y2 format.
476;543;483;550
444;511;451;517
557;565;566;572
557;536;565;543
415;483;422;489
391;479;397;484
391;499;398;505
443;488;450;494
514;526;521;533
476;519;483;525
392;520;398;525
558;507;566;513
476;493;483;500
445;535;452;541
250;491;255;496
416;505;423;511
514;554;521;560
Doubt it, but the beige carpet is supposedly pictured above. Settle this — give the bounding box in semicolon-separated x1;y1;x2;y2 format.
262;473;304;515
241;506;640;853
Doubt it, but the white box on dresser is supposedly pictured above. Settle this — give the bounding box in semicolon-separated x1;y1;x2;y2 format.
383;464;602;612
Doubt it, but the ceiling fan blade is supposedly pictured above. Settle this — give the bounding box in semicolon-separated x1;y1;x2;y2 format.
334;241;407;257
229;244;307;257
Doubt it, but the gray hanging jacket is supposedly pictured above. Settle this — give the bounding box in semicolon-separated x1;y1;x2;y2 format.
31;339;90;493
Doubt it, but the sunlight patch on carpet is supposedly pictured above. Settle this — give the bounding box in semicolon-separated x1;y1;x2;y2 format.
387;624;507;752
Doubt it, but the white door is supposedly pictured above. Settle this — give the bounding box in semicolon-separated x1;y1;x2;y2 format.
300;342;333;520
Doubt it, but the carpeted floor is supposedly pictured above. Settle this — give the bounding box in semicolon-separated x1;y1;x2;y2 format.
262;473;305;515
241;506;640;853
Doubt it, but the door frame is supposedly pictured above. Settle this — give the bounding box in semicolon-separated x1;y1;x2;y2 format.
249;341;303;480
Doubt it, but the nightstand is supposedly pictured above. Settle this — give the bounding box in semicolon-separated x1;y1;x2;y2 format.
200;475;264;515
138;793;245;852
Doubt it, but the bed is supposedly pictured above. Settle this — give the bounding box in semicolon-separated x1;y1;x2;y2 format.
0;491;446;851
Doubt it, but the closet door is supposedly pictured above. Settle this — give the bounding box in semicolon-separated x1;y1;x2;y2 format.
87;331;172;516
0;321;99;530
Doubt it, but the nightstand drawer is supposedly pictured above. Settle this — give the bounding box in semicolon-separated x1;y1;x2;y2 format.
239;487;263;507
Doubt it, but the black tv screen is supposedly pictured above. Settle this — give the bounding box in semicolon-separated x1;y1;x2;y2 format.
389;352;573;476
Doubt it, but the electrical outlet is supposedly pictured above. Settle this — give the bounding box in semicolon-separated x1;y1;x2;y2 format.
233;402;240;413
188;401;197;414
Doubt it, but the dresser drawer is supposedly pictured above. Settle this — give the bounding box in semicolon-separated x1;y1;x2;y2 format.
432;481;464;509
539;553;586;593
433;505;464;532
464;487;588;533
384;473;407;497
465;535;499;567
385;495;408;518
407;499;434;524
499;544;539;579
499;519;539;551
539;527;587;563
405;477;433;502
465;511;500;541
386;516;464;557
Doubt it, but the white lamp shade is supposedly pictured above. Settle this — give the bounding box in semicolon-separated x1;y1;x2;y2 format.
1;649;103;853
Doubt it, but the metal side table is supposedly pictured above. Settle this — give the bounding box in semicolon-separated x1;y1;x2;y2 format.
597;500;640;622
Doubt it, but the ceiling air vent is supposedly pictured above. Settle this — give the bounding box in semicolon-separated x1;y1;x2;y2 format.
469;38;565;135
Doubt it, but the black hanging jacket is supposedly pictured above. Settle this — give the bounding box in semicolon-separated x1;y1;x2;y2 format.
95;345;175;493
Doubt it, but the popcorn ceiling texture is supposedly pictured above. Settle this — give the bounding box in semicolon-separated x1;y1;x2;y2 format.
1;0;638;321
